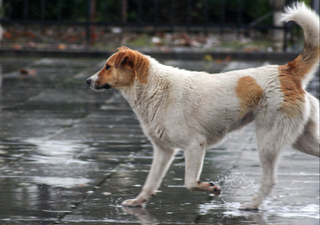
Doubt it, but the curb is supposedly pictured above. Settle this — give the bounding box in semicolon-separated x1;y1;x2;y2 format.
0;49;300;61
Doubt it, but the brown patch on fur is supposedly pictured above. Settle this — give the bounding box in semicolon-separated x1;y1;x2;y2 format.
235;76;263;118
278;65;305;117
277;40;319;117
287;42;320;79
114;46;149;84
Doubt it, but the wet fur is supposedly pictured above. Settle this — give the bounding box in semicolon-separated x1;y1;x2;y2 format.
87;3;319;209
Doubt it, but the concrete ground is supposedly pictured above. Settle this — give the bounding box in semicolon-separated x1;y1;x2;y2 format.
0;57;319;225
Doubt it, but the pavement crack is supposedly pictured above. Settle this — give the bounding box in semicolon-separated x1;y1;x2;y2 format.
54;152;138;224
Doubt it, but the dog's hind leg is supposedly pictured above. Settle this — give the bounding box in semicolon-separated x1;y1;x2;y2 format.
241;110;307;209
184;140;221;196
292;94;320;157
122;142;176;207
241;128;284;209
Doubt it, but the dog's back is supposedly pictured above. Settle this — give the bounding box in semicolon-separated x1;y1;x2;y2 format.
87;2;319;209
148;2;320;148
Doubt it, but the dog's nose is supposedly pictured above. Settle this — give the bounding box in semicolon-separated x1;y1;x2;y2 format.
86;78;91;86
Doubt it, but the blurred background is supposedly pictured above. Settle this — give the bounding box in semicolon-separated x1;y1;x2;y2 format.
0;1;319;224
0;0;319;52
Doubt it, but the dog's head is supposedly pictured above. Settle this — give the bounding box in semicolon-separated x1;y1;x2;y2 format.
86;46;149;91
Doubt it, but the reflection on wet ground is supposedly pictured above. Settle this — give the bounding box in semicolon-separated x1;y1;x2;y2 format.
0;57;319;225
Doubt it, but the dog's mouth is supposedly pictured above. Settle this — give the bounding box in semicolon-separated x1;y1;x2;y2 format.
94;83;112;90
87;79;112;90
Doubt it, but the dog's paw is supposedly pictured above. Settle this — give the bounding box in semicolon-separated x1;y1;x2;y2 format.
121;198;145;207
239;195;262;210
208;182;221;196
192;181;221;196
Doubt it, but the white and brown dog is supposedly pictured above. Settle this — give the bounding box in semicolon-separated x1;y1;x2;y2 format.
87;3;319;209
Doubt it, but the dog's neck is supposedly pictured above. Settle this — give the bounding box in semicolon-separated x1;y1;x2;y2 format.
118;60;170;124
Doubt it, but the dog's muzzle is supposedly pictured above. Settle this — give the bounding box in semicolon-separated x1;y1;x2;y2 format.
86;78;112;90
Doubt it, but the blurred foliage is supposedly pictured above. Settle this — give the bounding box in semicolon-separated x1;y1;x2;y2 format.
2;0;312;25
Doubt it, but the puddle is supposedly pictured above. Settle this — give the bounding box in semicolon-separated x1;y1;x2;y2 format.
23;139;89;163
198;200;319;219
32;176;91;189
267;203;319;219
0;140;36;167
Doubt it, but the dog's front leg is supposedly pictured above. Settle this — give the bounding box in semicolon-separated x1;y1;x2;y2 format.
184;141;221;196
122;143;176;207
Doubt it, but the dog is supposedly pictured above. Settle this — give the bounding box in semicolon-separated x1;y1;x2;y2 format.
87;3;319;209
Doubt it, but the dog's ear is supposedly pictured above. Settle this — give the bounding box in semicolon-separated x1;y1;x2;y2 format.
114;51;130;69
114;46;132;69
114;47;149;84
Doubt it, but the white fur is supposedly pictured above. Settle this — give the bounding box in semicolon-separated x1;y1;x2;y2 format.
87;3;320;209
113;56;319;209
281;2;319;48
282;2;320;88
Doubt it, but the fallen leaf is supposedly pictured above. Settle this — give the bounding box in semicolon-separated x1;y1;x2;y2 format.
243;46;259;52
13;44;22;50
20;68;28;75
67;36;79;42
3;31;12;39
224;55;231;62
58;44;66;50
25;31;36;38
28;69;37;75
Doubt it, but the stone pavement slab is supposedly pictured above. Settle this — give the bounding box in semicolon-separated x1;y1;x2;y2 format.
0;57;319;225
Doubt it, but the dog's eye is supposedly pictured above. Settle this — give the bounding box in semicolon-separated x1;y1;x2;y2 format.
106;65;111;70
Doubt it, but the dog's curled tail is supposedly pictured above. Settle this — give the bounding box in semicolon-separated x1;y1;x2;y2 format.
281;2;320;88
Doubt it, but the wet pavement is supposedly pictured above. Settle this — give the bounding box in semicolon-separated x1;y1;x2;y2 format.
0;57;319;225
